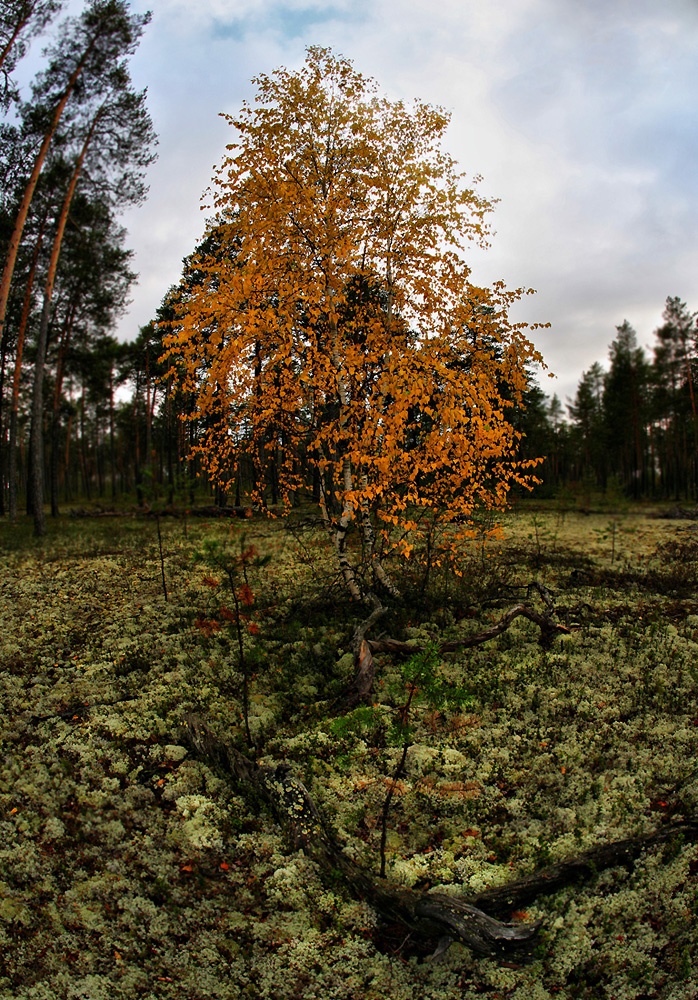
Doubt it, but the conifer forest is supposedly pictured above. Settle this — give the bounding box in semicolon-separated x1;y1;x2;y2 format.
2;7;698;1000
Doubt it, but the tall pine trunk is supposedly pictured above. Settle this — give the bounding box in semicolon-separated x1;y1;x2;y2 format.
109;365;117;499
0;39;96;345
50;303;76;517
30;114;98;535
8;223;45;521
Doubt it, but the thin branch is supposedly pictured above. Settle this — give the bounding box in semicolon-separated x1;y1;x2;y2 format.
342;603;570;708
368;604;570;658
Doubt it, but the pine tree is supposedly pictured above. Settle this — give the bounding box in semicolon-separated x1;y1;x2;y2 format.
651;296;697;498
568;361;606;493
0;0;64;110
602;322;650;497
0;0;151;353
26;57;155;533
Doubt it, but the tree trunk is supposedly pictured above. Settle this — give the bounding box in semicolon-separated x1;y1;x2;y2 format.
50;302;77;517
109;364;117;500
317;443;363;601
8;223;45;521
133;370;143;505
63;409;73;502
0;331;8;517
360;473;400;597
0;7;34;75
0;328;8;516
325;310;365;601
0;38;96;345
29;291;52;535
30;115;99;535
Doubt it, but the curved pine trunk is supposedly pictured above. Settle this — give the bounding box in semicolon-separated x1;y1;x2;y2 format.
30;114;100;535
0;39;96;344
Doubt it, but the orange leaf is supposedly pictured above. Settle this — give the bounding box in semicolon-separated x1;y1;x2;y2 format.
194;617;221;636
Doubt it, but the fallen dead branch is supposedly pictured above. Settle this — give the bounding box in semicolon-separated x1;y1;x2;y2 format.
183;714;541;957
467;821;698;916
344;603;571;709
182;716;697;961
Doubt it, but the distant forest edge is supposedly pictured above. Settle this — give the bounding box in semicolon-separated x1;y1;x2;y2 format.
0;290;695;518
519;295;698;503
1;6;697;520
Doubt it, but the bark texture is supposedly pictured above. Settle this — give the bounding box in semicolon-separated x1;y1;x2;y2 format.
183;716;698;960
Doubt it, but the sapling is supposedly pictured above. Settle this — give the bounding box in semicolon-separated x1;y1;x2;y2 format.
378;644;472;878
136;467;170;601
155;512;168;601
194;531;270;749
593;517;624;565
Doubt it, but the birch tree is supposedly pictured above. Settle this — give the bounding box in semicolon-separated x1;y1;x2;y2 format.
166;47;543;598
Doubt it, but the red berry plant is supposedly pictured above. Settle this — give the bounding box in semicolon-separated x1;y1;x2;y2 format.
194;532;270;749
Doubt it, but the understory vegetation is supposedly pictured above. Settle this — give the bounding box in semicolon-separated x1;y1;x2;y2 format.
2;504;698;999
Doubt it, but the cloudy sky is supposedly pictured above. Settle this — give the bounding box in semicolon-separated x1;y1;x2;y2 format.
27;0;698;405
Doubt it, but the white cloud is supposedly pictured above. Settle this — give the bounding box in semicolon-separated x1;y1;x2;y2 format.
100;0;698;404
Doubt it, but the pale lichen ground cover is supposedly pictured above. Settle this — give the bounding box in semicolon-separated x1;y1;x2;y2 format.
1;509;698;999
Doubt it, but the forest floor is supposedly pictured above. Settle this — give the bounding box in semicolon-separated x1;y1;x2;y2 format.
1;501;698;999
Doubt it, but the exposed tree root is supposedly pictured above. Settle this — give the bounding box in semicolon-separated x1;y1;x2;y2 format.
344;602;570;709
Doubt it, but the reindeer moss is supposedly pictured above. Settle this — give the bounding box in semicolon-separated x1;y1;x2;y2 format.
1;512;698;998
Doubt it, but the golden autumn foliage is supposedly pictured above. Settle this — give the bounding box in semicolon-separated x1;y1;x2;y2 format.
163;47;544;599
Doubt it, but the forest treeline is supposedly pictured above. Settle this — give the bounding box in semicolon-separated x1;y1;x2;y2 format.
0;0;156;532
1;7;696;521
3;280;696;518
518;296;698;502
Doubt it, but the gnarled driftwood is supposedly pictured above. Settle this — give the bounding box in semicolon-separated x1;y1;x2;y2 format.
183;714;541;957
183;716;698;961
